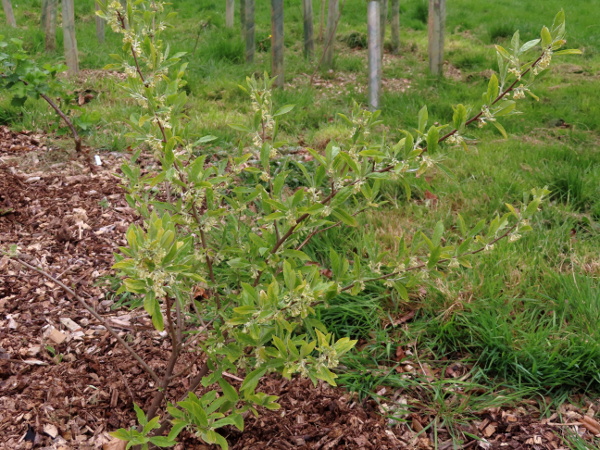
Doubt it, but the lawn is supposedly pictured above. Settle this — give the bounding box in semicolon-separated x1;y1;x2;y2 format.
1;0;599;448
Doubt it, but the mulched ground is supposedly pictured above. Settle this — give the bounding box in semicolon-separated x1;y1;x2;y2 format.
1;125;599;449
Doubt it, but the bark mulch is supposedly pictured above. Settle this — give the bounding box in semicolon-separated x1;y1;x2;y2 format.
1;126;598;449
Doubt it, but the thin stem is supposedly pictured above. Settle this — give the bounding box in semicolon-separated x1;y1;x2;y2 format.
340;223;519;292
5;253;160;384
310;0;347;82
295;208;366;251
436;56;544;147
38;92;82;153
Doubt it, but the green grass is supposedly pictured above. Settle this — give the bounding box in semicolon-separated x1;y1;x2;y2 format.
2;0;600;444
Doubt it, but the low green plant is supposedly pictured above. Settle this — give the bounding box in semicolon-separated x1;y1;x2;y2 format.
92;2;579;447
0;37;85;154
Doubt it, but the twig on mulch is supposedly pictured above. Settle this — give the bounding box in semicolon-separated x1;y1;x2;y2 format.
3;252;161;385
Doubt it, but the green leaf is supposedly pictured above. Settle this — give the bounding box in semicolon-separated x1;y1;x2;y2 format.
486;74;499;103
417;105;428;134
133;403;148;426
167;420;188;440
452;104;467;131
240;367;267;393
492;121;508;139
148;436;176;447
432;220;444;246
283;260;296;290
519;39;540;54
273;104;295;117
394;282;409;301
540;26;552;47
218;379;239;403
428;246;442;268
554;49;583;56
332;208;358;227
141;416;161;435
495;44;511;60
110;429;134;441
426;126;439;153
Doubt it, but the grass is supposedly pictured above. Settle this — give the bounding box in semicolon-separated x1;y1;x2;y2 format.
2;0;600;445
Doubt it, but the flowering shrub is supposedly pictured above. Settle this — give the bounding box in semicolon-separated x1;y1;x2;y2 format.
96;2;579;447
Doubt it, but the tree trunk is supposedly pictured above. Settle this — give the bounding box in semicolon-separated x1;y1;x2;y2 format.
2;0;16;27
318;0;325;42
244;0;255;63
95;1;105;43
240;0;246;34
226;0;234;28
380;0;387;54
62;0;79;75
368;1;381;111
302;0;314;60
43;0;57;51
271;0;284;88
322;0;339;70
428;0;445;76
391;0;399;54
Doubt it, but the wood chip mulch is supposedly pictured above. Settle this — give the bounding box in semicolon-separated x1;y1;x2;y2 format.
1;126;599;449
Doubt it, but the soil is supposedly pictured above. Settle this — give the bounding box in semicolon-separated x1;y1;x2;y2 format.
1;126;599;449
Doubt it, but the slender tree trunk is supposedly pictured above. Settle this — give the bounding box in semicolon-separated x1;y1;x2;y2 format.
62;0;79;75
95;1;105;43
391;0;400;54
240;0;246;34
380;0;387;54
428;0;445;76
368;1;381;111
226;0;234;28
322;0;339;70
302;0;314;60
2;0;16;27
318;0;325;42
271;0;284;88
244;0;255;63
43;0;57;51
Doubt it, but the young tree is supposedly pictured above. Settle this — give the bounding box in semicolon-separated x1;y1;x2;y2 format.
244;0;255;63
368;1;382;111
322;0;339;69
271;0;284;87
62;0;79;74
1;0;16;27
428;0;445;76
303;0;314;60
391;0;400;54
226;0;234;28
379;0;387;55
41;0;57;51
96;1;105;43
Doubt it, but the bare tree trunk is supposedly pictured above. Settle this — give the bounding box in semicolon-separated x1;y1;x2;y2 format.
62;0;79;75
2;0;16;27
391;0;399;54
318;0;325;42
95;1;105;43
271;0;284;88
380;0;387;55
302;0;314;60
43;0;57;51
244;0;255;63
428;0;445;76
322;0;339;70
368;1;381;111
240;0;246;34
226;0;234;28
